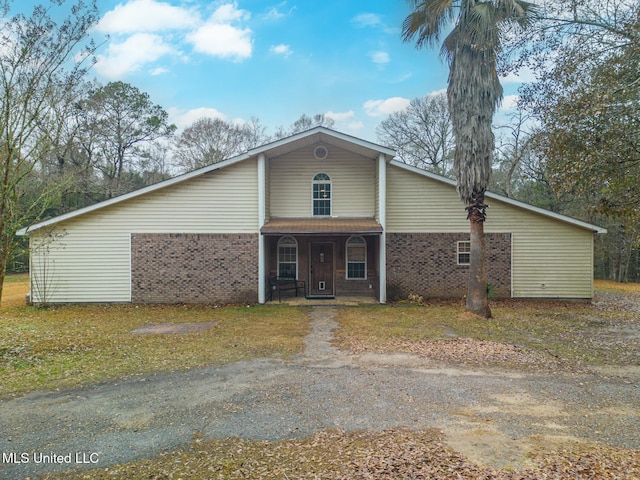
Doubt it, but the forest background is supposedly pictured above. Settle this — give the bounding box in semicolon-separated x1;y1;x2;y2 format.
2;0;639;292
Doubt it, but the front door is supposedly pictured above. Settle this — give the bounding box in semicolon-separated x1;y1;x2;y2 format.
309;242;334;297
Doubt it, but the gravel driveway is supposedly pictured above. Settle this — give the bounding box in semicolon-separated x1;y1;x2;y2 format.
1;306;639;479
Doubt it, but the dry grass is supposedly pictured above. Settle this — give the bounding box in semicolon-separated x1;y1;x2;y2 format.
335;282;640;370
594;279;640;294
1;272;29;308
0;279;308;397
6;276;640;479
43;428;640;480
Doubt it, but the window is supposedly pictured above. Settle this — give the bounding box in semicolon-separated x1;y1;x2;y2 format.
312;173;331;216
346;236;366;279
278;236;298;279
457;241;470;265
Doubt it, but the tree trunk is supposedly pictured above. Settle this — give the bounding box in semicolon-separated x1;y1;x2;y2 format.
467;211;492;318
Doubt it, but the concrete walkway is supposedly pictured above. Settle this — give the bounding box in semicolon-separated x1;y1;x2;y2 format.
1;307;639;479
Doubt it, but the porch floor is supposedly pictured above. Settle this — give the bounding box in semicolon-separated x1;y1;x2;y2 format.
267;296;379;306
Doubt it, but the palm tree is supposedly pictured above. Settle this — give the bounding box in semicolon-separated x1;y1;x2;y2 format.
402;0;536;318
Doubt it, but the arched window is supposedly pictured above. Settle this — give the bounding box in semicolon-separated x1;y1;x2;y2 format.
277;236;298;279
346;236;366;279
312;173;331;216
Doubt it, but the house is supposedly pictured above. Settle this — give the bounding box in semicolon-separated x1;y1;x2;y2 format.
18;127;606;305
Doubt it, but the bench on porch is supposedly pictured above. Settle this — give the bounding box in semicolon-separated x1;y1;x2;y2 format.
267;276;306;302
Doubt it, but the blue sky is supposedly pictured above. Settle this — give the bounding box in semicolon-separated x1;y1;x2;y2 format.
40;0;529;141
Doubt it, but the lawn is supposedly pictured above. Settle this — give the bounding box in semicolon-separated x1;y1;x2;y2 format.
335;291;640;370
2;277;638;396
3;276;639;479
0;282;309;396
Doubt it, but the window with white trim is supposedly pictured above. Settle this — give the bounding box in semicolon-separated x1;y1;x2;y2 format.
278;236;298;279
346;236;367;279
312;173;331;216
457;241;470;265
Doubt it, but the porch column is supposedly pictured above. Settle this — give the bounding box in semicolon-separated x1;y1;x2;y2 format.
378;153;387;303
258;153;266;304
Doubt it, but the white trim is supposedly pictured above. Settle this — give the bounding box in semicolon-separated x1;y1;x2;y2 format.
389;160;607;234
457;240;471;265
259;126;395;157
313;145;329;160
345;236;367;280
258;153;266;303
378;154;387;303
312;172;332;217
277;236;298;279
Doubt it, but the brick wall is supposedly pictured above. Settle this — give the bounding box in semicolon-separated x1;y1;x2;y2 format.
386;233;511;299
131;233;258;304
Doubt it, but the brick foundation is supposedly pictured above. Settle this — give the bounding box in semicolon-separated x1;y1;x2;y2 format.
386;233;511;299
131;233;258;304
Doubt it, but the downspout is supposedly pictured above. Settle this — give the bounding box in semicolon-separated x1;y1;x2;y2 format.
378;153;387;303
258;153;266;303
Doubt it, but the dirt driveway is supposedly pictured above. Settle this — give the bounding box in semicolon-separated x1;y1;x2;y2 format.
1;306;639;479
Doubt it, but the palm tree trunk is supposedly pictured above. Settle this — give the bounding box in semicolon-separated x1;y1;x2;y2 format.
466;191;492;318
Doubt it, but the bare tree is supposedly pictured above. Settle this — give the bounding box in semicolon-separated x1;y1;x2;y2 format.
377;93;454;176
173;117;267;172
492;110;533;198
273;113;335;139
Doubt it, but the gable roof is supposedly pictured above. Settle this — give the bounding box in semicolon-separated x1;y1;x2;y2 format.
17;127;394;235
390;161;607;234
17;127;605;235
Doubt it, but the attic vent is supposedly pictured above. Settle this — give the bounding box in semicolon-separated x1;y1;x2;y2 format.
313;145;328;160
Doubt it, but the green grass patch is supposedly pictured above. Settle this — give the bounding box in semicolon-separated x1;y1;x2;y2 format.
3;273;29;284
0;304;309;397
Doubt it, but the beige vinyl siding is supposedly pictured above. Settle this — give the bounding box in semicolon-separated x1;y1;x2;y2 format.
387;164;596;298
269;145;376;217
264;158;271;222
29;160;258;303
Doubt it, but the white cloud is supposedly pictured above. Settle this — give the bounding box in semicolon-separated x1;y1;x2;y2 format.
94;33;176;79
264;7;284;21
95;1;253;74
187;4;252;60
351;12;397;34
94;0;197;33
150;67;169;76
168;107;227;130
429;88;448;97
347;121;365;131
371;51;390;65
210;3;248;23
363;97;410;117
352;13;382;28
263;2;295;21
500;95;519;110
501;66;536;84
325;110;354;122
270;44;292;57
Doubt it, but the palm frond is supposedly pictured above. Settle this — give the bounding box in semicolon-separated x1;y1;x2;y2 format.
401;0;456;49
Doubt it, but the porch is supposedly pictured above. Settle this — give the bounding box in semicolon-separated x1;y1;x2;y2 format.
260;217;384;303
